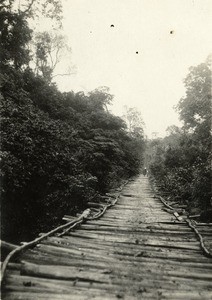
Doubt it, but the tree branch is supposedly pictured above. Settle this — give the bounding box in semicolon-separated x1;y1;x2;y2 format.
21;0;36;15
52;71;75;78
52;47;60;69
49;51;54;69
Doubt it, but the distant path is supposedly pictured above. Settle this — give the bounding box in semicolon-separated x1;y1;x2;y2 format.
3;175;212;299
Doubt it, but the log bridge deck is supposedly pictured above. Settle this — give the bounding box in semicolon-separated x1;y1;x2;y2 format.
2;175;212;299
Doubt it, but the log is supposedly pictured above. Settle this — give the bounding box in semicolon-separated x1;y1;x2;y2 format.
62;217;74;222
2;291;114;300
1;241;17;252
87;202;104;208
3;174;212;300
63;215;76;220
173;212;183;221
19;252;212;276
7;269;212;293
160;291;212;300
20;261;212;289
189;214;201;219
1;209;91;284
21;262;111;283
1;241;18;262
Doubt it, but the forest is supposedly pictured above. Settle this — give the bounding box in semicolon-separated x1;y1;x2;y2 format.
0;0;145;242
147;56;212;220
1;0;211;244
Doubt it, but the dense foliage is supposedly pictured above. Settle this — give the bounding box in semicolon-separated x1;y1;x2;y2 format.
147;57;212;217
0;2;145;242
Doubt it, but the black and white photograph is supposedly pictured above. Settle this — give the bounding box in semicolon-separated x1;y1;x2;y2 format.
1;0;212;299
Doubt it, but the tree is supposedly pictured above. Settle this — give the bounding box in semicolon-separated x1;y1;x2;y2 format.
0;0;67;73
88;86;114;112
33;31;73;81
1;0;63;24
0;10;32;69
1;65;145;242
176;56;211;132
149;56;212;213
0;0;64;70
122;106;145;139
0;0;146;243
121;106;146;168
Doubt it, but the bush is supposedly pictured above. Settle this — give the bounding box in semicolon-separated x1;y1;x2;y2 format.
1;66;144;242
148;58;212;215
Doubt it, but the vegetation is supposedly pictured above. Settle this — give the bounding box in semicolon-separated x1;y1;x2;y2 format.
2;0;210;243
147;57;212;219
0;1;145;242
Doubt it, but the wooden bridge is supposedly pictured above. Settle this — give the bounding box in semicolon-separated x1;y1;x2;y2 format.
1;175;212;299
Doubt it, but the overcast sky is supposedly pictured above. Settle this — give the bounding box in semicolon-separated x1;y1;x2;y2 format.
54;0;212;137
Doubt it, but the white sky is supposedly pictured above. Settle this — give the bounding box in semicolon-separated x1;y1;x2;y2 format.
53;0;212;137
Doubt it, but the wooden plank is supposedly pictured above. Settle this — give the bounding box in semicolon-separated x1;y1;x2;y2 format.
79;223;194;236
3;174;212;300
67;230;200;246
21;262;111;283
2;291;119;300
26;243;208;265
7;267;212;292
20;249;212;274
42;237;200;259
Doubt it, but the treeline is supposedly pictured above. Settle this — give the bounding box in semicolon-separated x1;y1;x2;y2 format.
0;2;145;242
147;57;212;218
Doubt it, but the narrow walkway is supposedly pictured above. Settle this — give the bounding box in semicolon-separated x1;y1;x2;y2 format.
3;175;212;299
